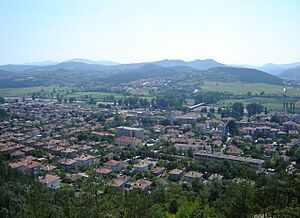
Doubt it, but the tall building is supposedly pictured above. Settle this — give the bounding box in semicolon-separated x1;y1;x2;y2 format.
115;126;144;140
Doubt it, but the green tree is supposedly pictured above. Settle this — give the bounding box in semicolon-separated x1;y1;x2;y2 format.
232;102;244;119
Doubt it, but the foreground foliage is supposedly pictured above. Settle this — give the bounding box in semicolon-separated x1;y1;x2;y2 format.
1;154;300;217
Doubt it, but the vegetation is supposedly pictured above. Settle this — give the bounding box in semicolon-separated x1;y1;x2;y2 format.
1;154;300;217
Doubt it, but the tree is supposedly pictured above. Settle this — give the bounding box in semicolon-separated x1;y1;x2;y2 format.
0;96;5;104
169;199;179;214
246;103;264;117
232;102;244;119
228;120;238;135
69;97;75;103
187;148;194;158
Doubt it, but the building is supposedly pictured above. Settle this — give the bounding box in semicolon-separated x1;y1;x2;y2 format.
58;158;79;170
184;171;203;182
9;160;41;175
175;143;208;152
74;154;96;168
96;167;113;176
116;136;142;148
173;115;198;125
133;161;149;173
116;126;144;140
41;164;58;172
194;152;265;170
208;174;223;181
39;174;60;189
103;160;121;172
168;169;183;181
151;167;165;176
110;175;130;191
132;179;152;190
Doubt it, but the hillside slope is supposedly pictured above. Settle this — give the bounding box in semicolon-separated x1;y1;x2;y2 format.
280;66;300;80
204;67;284;85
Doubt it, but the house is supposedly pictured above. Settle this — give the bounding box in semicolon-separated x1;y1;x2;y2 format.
116;136;142;148
74;154;96;168
168;169;183;181
10;150;25;159
283;121;298;132
151;167;165;176
132;179;152;190
21;146;35;155
225;145;242;156
41;164;58;172
60;148;77;158
96;167;113;176
208;174;223;181
9;160;41;175
133;161;149;173
103;160;121;172
184;171;203;182
66;173;87;183
39;174;60;189
157;178;169;186
110;175;130;191
58;158;79;170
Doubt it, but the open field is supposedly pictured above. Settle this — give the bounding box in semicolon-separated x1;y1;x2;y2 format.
66;92;123;100
0;86;57;97
202;81;284;95
217;97;300;112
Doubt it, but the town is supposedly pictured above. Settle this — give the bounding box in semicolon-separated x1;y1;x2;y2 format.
1;95;299;192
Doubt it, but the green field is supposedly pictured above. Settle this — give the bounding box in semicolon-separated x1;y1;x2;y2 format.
202;81;285;95
66;92;123;100
0;86;57;97
217;97;300;111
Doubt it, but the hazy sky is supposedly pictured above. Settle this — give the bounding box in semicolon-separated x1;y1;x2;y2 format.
0;0;299;65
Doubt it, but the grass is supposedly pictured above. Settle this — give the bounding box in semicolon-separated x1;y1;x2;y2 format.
0;86;57;97
217;97;299;111
66;92;123;100
202;81;285;95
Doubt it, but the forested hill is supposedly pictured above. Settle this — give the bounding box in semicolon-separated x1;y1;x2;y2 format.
204;67;284;85
103;64;199;83
280;66;300;80
0;60;285;87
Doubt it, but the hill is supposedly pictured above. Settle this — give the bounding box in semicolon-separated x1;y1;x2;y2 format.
280;66;300;80
153;59;224;70
104;64;199;83
204;67;284;85
0;64;36;73
64;58;120;65
256;62;300;75
0;60;286;87
0;69;15;80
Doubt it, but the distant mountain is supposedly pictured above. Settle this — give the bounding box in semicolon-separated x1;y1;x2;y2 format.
0;59;287;87
256;62;300;76
0;64;36;73
0;69;15;80
104;64;202;83
153;59;224;70
257;63;288;76
204;67;284;85
64;58;120;65
279;66;300;80
23;61;59;66
188;59;225;70
23;61;109;73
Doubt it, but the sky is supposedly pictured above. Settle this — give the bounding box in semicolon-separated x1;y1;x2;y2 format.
0;0;299;65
